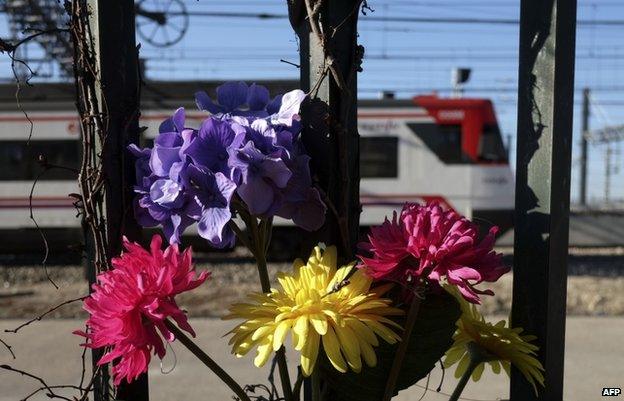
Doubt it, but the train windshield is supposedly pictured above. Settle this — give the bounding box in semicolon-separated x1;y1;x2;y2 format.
0;140;80;181
479;124;508;163
360;136;399;178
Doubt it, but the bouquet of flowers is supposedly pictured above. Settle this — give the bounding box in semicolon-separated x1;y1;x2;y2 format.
77;82;544;401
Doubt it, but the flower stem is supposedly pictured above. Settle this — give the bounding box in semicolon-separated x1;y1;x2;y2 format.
292;369;304;401
448;357;481;401
164;319;251;401
248;215;294;401
382;292;423;401
311;368;322;401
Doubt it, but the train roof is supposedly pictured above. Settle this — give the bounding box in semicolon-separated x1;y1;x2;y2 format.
0;80;495;113
0;80;298;112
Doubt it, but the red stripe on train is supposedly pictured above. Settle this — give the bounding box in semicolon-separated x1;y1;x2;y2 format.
0;195;453;210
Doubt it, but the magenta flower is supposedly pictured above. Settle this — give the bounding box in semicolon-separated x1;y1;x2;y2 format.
358;202;509;303
74;235;209;385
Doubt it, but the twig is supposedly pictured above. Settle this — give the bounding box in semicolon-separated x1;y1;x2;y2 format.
4;296;87;334
0;338;15;359
21;384;91;401
280;59;300;68
0;364;77;401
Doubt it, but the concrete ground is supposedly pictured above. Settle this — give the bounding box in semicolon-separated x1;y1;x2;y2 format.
0;317;622;401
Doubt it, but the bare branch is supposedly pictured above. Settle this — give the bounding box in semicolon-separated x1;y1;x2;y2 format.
0;365;76;401
0;338;15;359
4;296;87;334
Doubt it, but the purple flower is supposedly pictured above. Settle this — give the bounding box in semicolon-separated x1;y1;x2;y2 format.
133;176;197;245
128;144;151;183
269;89;306;128
276;155;326;231
159;107;186;133
182;118;244;177
229;141;292;216
186;165;236;248
130;82;327;245
148;108;195;179
240;119;294;157
195;82;306;132
195;82;263;116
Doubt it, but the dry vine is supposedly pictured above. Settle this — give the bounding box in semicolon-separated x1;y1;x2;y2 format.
0;1;116;400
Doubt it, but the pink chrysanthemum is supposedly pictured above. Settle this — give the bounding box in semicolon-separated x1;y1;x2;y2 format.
75;235;209;385
358;202;509;303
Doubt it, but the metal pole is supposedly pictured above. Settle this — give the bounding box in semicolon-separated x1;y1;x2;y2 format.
511;0;577;400
288;2;361;399
288;0;361;260
580;88;590;206
86;0;146;399
605;145;612;204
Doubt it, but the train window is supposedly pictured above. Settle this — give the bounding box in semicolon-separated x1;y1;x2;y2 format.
0;140;80;181
360;136;398;178
408;123;470;164
479;124;508;162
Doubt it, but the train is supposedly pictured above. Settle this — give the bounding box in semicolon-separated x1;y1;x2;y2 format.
0;81;514;252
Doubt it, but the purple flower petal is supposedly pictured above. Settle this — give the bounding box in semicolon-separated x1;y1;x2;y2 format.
272;90;306;126
238;178;274;216
247;83;270;111
266;94;283;115
134;197;158;227
159;107;186;133
149;179;184;209
162;213;194;245
217;82;248;111
278;187;326;231
183;118;236;175
197;207;234;248
150;146;181;177
172;108;186;132
195;91;224;114
260;158;292;188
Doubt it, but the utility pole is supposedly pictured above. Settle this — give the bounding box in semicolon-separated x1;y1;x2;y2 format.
85;0;147;399
580;88;590;207
511;0;577;400
605;145;612;204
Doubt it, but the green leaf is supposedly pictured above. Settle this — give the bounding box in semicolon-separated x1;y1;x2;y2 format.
320;292;461;401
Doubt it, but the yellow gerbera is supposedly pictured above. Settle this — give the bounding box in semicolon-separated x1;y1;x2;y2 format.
443;295;545;394
224;245;403;377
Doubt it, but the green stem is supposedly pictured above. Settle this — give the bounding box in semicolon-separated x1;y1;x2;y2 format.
448;357;481;401
249;215;271;292
246;214;293;401
382;292;423;401
164;319;251;401
311;368;321;401
292;370;304;401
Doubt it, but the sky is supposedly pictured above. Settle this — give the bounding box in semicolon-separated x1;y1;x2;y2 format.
1;0;623;205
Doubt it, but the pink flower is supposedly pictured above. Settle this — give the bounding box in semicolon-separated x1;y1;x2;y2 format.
358;202;509;303
74;235;209;385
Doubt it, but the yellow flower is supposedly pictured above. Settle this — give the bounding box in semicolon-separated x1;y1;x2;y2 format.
443;296;545;394
224;245;403;377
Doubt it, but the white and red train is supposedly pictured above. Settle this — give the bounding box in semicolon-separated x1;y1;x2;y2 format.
0;81;514;251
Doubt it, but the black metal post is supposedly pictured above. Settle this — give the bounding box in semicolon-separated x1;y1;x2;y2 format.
580;88;590;206
511;1;577;400
287;2;361;400
86;0;146;399
288;0;362;261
